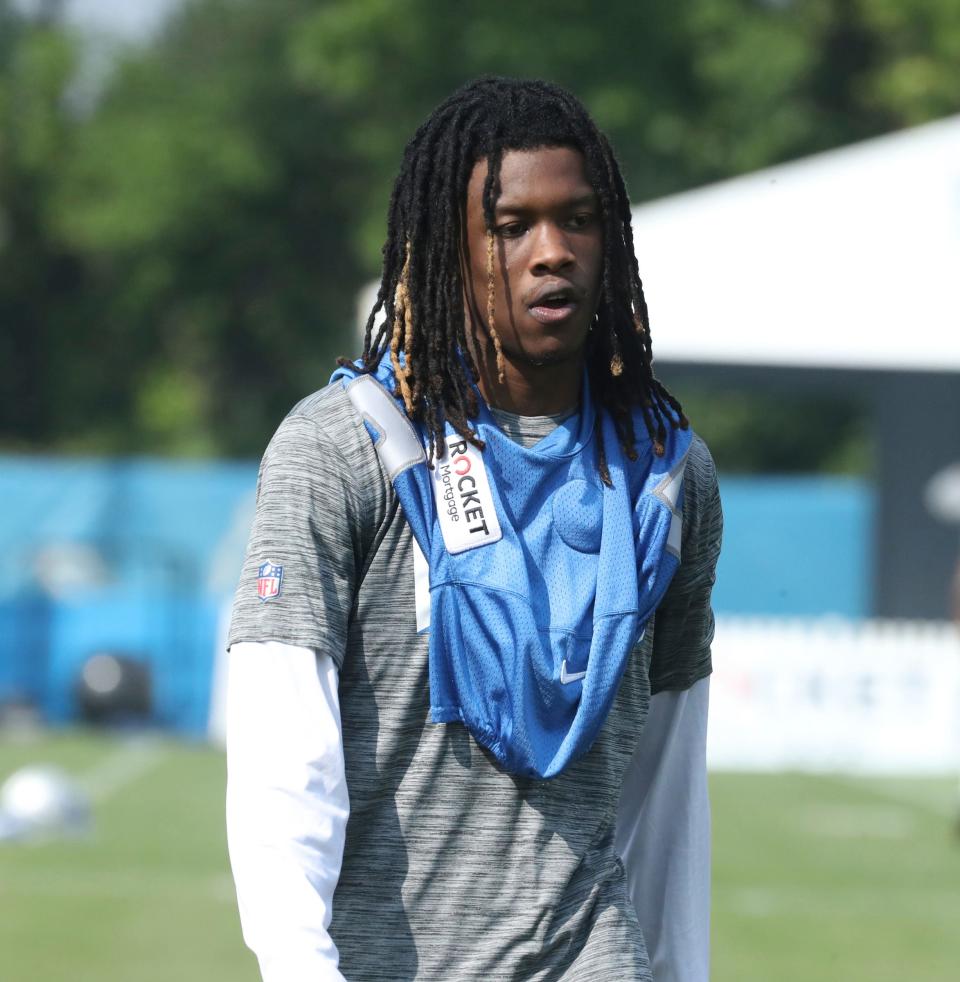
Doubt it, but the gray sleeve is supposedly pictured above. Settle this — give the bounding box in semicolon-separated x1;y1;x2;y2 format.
228;408;365;668
649;435;723;694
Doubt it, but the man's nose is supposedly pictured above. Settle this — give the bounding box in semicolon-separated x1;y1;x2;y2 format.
530;222;575;274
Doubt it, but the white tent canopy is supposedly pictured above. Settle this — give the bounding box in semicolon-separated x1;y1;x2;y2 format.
632;115;960;373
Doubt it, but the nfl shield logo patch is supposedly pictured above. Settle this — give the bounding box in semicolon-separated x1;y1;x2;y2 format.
256;560;283;601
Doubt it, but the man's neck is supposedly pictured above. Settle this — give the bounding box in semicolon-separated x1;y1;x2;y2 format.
476;357;582;416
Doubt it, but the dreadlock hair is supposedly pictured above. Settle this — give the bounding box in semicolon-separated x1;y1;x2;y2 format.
342;76;688;486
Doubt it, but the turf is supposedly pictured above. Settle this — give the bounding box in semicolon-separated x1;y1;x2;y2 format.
0;730;256;982
1;731;958;981
711;771;960;982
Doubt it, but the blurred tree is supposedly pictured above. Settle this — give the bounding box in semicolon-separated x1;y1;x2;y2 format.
667;386;874;475
50;0;358;455
1;0;957;463
0;1;84;448
858;0;960;124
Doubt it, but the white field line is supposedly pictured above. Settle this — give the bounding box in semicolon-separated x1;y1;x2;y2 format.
718;884;960;920
0;868;235;903
810;772;958;821
77;739;168;803
799;802;915;839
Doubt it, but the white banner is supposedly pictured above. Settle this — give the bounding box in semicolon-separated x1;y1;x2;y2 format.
708;618;960;773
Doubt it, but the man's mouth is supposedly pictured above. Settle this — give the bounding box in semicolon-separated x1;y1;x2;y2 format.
528;287;579;325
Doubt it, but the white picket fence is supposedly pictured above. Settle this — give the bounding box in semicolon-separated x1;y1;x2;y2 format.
708;618;960;774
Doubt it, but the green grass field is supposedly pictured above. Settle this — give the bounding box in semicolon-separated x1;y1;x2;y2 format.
1;731;958;982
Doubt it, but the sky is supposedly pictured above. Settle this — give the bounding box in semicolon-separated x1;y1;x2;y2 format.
14;0;182;40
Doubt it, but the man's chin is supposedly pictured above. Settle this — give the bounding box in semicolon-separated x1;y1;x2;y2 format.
527;352;567;368
519;342;587;370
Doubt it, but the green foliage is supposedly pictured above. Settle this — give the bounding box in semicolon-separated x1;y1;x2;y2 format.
0;7;82;447
1;0;957;461
858;0;960;123
677;387;874;475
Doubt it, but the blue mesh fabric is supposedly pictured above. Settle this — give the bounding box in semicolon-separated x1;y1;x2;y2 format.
332;362;691;778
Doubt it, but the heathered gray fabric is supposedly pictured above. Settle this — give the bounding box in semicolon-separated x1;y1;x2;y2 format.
229;382;722;982
489;406;576;447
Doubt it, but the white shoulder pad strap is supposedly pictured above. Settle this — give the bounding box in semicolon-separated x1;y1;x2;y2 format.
654;447;690;561
344;374;425;480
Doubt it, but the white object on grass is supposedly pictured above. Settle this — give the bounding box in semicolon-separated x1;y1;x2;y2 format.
0;765;91;841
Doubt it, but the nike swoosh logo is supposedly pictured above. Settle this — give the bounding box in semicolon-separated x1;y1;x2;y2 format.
560;660;587;685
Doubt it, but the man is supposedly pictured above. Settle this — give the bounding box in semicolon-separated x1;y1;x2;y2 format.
924;462;960;833
227;77;722;981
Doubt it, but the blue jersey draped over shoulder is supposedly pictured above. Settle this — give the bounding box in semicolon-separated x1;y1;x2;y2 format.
331;361;692;779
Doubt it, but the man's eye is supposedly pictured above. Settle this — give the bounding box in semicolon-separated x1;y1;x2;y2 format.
566;213;596;230
496;222;526;238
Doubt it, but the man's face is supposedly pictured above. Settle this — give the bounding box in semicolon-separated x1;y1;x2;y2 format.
462;146;603;390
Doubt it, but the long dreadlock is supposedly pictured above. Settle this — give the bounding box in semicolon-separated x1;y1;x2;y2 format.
341;76;687;486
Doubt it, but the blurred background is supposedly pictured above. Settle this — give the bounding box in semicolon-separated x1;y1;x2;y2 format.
1;0;959;979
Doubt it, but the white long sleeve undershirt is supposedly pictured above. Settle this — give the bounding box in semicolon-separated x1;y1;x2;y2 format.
226;641;711;982
615;677;712;982
226;641;349;982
